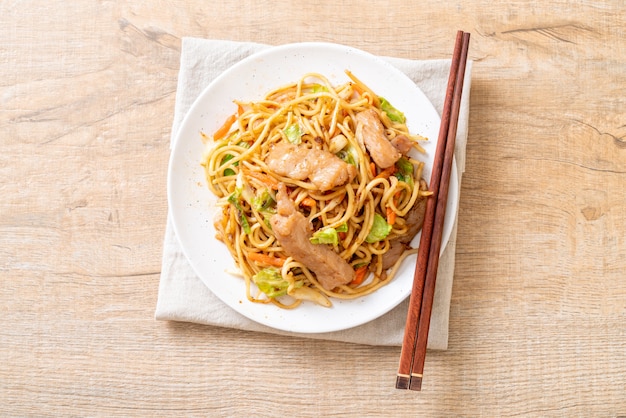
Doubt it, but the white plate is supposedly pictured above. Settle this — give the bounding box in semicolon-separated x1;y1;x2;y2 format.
168;42;458;333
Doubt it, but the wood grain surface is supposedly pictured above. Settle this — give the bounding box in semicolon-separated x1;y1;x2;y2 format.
2;1;625;416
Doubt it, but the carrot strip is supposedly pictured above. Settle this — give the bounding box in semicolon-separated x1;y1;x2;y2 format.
213;114;237;140
387;206;397;225
375;165;397;180
370;162;377;177
393;191;401;206
248;252;286;268
300;196;316;207
242;168;279;190
350;265;369;286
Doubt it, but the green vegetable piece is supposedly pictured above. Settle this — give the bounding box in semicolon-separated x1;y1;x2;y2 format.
311;84;329;93
221;141;249;166
310;227;339;245
284;124;303;144
394;157;414;187
220;154;236;176
336;144;359;167
336;150;353;165
259;208;276;230
336;223;348;233
253;267;289;298
380;97;406;123
221;153;235;164
365;213;392;243
227;192;251;234
252;189;275;212
221;142;247;172
396;157;413;175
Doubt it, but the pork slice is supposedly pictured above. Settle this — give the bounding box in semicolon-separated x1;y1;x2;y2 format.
390;134;413;155
380;240;409;271
270;184;355;290
355;109;401;168
266;142;356;191
399;196;427;244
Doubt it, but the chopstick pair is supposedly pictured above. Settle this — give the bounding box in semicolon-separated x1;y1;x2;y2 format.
396;30;470;391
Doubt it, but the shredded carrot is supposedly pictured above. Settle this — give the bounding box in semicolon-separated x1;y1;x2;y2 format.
213;114;237;140
242;168;279;190
237;104;245;116
374;165;397;180
350;265;369;286
300;196;316;208
248;252;286;268
338;232;347;240
393;191;401;206
370;162;377;177
386;206;397;225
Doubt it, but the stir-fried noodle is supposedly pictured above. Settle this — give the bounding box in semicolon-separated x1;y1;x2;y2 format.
202;71;431;309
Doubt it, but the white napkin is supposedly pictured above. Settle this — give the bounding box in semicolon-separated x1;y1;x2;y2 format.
155;38;472;349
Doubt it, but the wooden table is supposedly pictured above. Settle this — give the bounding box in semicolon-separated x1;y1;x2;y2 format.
2;1;625;415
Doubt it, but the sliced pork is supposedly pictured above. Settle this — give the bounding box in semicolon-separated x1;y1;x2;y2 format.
266;142;357;192
355;109;401;168
380;240;410;271
270;183;355;290
398;195;427;244
390;134;413;155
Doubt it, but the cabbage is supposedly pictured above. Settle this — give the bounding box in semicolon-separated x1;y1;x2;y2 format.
365;213;392;243
219;141;250;176
310;227;339;245
227;192;251;234
253;268;288;298
336;144;359;167
284;124;303;144
394;157;415;188
310;84;329;93
380;97;406;123
252;189;275;212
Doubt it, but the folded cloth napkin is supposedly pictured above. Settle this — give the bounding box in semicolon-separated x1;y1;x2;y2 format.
155;37;472;349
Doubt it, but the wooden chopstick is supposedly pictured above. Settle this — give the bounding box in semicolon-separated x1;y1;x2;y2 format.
394;30;464;390
396;30;470;391
409;31;470;391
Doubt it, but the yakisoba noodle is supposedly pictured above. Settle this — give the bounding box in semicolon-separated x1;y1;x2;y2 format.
202;71;430;309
